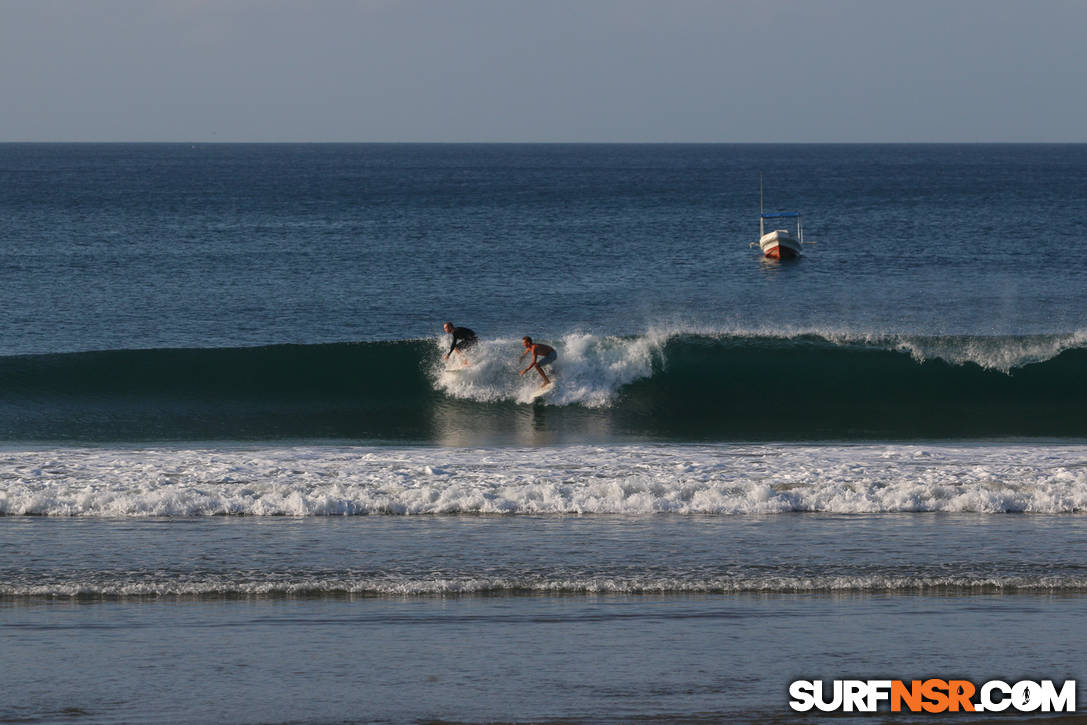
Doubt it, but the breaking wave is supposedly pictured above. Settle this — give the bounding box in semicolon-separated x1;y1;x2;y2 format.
1;329;1086;441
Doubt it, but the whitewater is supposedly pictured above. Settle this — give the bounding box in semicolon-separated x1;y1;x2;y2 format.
3;443;1086;517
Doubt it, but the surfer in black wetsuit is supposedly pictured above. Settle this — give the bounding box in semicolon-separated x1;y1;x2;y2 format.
443;321;478;365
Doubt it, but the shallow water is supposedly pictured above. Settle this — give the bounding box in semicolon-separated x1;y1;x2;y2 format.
4;592;1085;723
5;507;1087;598
4;510;1087;721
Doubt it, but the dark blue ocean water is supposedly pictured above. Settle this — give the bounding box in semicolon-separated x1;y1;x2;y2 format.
3;143;1086;356
3;144;1086;444
2;145;1086;723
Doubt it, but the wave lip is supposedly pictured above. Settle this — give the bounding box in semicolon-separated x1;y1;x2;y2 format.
882;330;1087;372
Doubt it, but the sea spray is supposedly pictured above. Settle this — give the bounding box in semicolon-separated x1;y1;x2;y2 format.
432;332;661;407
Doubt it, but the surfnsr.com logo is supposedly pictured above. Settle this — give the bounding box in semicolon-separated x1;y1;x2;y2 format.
789;679;1076;713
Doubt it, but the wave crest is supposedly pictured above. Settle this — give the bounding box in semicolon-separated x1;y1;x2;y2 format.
2;330;1086;441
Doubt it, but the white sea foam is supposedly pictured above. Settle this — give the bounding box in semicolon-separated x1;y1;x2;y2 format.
7;573;1087;599
432;333;661;406
2;443;1086;517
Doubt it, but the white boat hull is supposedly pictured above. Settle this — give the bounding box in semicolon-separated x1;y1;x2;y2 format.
759;230;802;259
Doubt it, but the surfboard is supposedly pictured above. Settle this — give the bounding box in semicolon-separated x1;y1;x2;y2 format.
529;382;555;400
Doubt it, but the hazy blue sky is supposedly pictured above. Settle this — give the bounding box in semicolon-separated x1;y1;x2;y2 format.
2;0;1084;142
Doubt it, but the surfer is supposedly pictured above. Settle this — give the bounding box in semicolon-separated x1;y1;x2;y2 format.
519;336;556;387
443;322;477;365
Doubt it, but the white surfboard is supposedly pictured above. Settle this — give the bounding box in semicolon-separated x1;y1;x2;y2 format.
529;382;555;400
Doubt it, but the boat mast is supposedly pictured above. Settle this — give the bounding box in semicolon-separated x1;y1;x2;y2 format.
759;174;764;237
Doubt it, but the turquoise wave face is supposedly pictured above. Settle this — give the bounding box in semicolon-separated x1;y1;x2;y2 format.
1;334;1085;442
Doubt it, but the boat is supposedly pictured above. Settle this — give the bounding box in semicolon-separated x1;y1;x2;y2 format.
755;177;805;260
758;213;804;259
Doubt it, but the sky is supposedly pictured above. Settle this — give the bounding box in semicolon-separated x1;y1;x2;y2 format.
1;0;1084;142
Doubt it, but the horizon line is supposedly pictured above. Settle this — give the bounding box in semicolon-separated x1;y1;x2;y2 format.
2;140;1086;145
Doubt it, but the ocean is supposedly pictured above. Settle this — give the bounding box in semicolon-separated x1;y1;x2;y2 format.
1;143;1086;723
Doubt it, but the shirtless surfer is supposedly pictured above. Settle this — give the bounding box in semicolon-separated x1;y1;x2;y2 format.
443;322;477;366
519;336;556;387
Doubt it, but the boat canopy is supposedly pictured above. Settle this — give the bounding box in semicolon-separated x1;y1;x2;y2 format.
761;212;800;219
